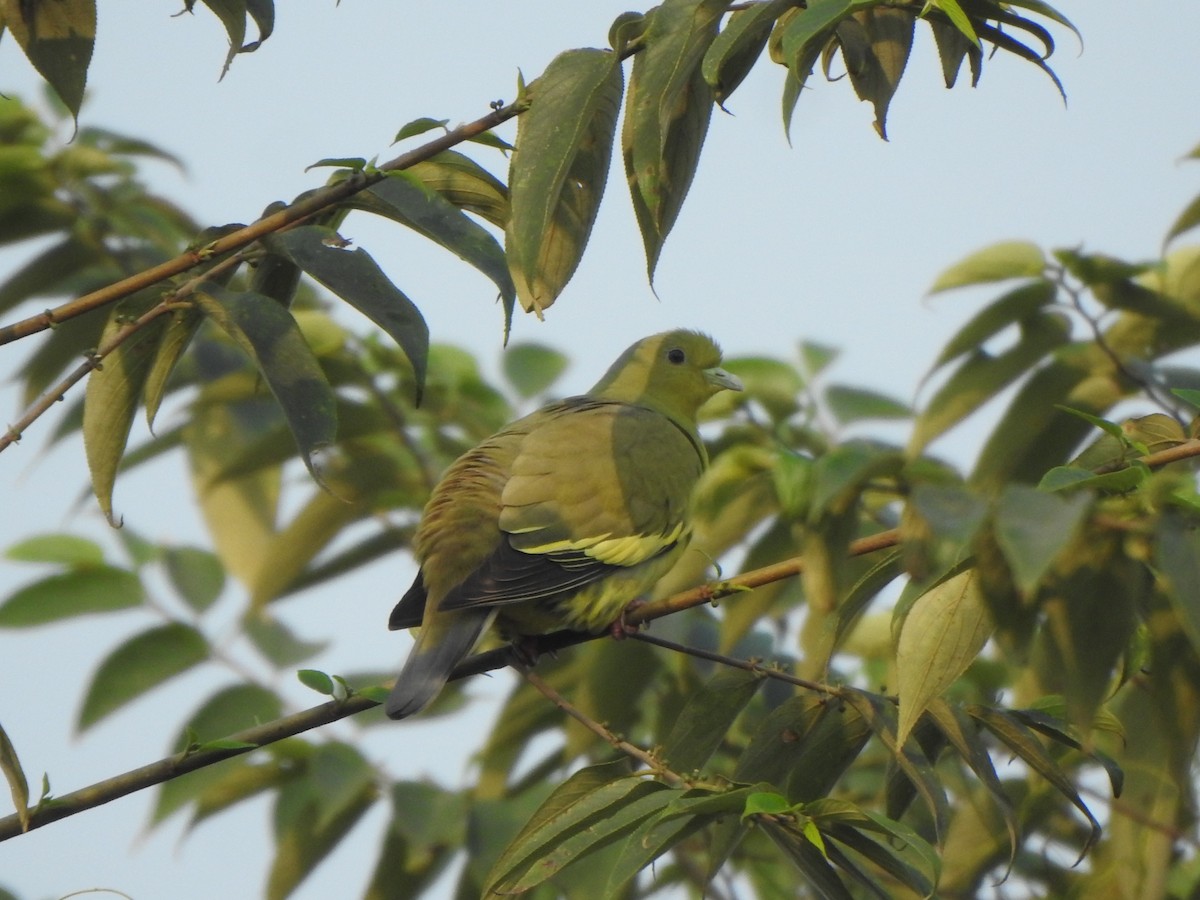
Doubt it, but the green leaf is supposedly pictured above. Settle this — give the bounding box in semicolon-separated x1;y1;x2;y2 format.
809;442;902;519
744;791;793;817
928;240;1046;293
84;293;172;525
308;742;375;834
304;156;367;172
0;721;30;832
297;669;334;695
970;705;1102;858
0;0;95;122
188;758;293;832
622;0;725;280
845;691;950;837
354;171;516;317
928;279;1056;373
502;342;570;399
1154;513;1200;659
928;0;979;46
392;116;449;143
909;311;1070;455
993;485;1091;594
271;225;429;399
144;305;205;430
603;808;710;898
506;48;623;315
78;623;209;731
661;667;762;773
484;761;669;895
195;285;338;485
924;698;1019;871
1165;192;1200;247
244;613;328;668
894;569;993;745
824;384;911;424
702;0;793;106
735;693;872;803
0;236;101;315
268;772;376;900
1038;462;1148;494
5;533;104;566
0;565;143;626
762;819;855;900
836;7;916;140
164;546;225;613
407;149;510;229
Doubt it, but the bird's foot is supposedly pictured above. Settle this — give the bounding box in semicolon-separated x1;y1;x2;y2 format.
609;599;647;640
510;634;544;667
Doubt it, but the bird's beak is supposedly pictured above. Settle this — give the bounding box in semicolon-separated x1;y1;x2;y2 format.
704;366;743;392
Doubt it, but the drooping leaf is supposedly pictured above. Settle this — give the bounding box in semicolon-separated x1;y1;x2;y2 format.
928;240;1046;293
0;566;143;627
0;721;30;832
894;569;993;745
846;691;950;838
702;0;793;107
993;484;1091;594
970;705;1102;858
0;0;95;122
622;0;726;280
77;622;209;731
163;546;225;613
836;7;916;140
735;693;873;803
506;48;623;316
1165;192;1200;247
407;150;510;228
195;285;338;484
661;667;762;773
243;613;328;668
484;761;669;896
267;765;377;900
83;293;172;524
926;9;982;88
144;304;206;429
762;818;855;900
271;225;429;398
924;698;1019;871
1155;512;1200;658
353;171;516;320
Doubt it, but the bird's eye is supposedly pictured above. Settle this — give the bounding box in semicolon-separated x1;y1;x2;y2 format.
667;347;686;365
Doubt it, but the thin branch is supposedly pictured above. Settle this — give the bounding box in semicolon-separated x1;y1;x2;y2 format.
629;632;848;699
521;667;683;785
0;299;186;452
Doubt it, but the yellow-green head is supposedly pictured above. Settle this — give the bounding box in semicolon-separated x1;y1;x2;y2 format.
589;329;743;423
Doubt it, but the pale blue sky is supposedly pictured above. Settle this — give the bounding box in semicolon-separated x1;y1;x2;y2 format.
1;3;1199;898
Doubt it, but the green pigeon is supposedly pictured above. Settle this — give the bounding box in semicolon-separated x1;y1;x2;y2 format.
385;330;742;719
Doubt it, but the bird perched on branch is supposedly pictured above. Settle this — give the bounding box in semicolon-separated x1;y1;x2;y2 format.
385;329;743;719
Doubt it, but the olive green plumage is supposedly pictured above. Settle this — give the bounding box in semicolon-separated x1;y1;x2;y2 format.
385;330;742;719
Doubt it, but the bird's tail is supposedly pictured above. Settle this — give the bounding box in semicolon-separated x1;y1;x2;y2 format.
385;609;495;719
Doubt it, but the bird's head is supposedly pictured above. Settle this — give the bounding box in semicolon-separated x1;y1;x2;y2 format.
591;330;743;420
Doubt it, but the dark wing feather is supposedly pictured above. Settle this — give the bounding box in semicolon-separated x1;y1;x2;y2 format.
388;573;427;630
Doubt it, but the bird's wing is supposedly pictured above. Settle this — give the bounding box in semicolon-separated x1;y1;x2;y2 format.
438;400;703;612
